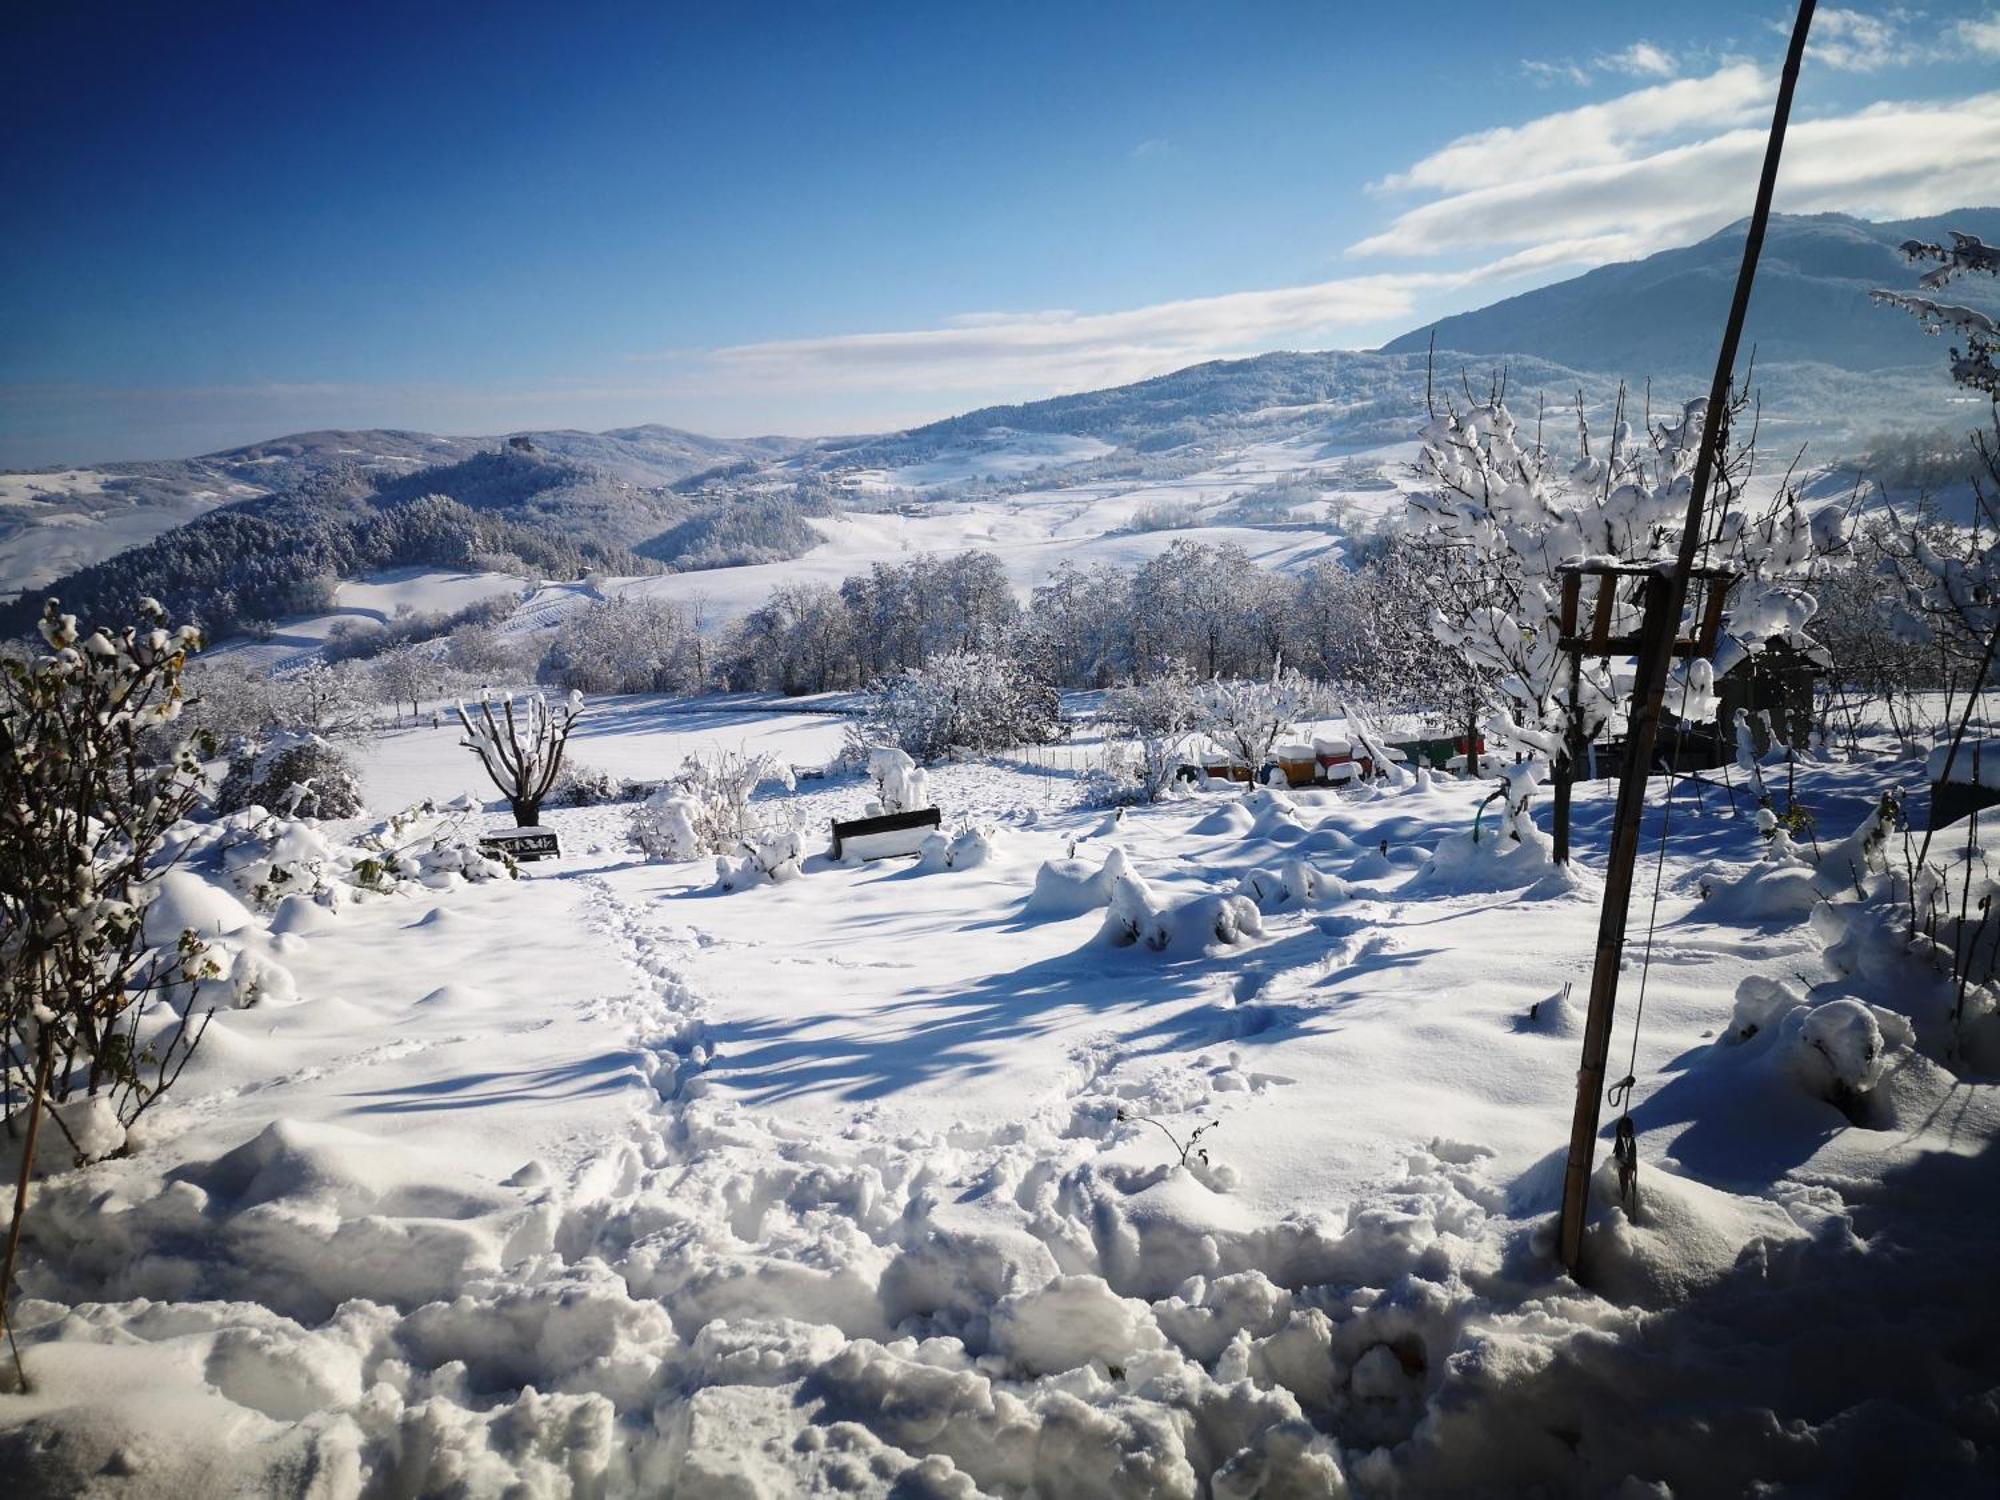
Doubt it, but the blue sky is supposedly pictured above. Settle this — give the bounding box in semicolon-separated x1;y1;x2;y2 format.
5;1;2000;464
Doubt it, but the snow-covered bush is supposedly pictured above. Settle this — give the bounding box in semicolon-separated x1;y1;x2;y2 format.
1793;999;1894;1106
1103;672;1203;802
213;735;365;821
856;649;1062;764
1235;858;1346;912
1027;846;1132;917
865;746;930;815
181;800;516;911
1;597;214;1197
551;760;629;807
630;788;705;862
630;749;795;863
917;824;999;873
1195;669;1332;772
715;823;805;891
1098;869;1263;953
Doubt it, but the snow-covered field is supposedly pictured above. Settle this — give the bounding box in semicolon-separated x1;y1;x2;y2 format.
4;699;1995;1497
230;435;1431;664
218;425;1846;671
208;568;530;668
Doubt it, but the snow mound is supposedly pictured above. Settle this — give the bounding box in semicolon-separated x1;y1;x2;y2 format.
1793;998;1890;1100
1700;850;1820;923
1291;823;1358;858
989;1274;1168;1376
1583;1160;1813;1308
152;1119;528;1318
1189;803;1255;838
269;892;338;937
1404;817;1576;897
917;824;1000;873
1026;847;1132;917
1245;789;1308;843
1098;872;1263;953
1725;975;1807;1043
142;870;256;947
217;947;298;1009
1235;859;1348;912
1344;847;1397;881
1518;985;1580;1037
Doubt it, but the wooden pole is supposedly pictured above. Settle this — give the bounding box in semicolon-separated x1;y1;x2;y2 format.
1553;570;1583;864
1556;0;1818;1274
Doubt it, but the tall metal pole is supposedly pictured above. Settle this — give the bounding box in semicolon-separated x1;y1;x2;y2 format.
1556;0;1819;1274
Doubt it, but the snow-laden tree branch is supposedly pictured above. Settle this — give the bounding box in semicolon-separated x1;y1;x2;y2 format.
1404;375;1843;819
1872;232;2000;398
454;688;582;827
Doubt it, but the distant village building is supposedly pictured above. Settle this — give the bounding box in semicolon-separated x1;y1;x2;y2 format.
508;435;536;452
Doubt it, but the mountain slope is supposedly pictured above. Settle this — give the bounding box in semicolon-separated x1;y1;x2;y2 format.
0;426;802;604
1381;209;2000;373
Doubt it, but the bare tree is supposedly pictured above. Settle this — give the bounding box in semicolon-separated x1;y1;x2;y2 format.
456;688;583;826
372;644;441;722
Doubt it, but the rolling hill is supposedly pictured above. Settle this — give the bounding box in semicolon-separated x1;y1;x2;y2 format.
1381;209;2000;374
6;208;1994;637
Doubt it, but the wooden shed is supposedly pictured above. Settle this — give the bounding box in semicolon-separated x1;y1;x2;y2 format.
1596;636;1829;776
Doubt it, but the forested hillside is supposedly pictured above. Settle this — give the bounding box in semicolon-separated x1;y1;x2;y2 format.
0;451;660;639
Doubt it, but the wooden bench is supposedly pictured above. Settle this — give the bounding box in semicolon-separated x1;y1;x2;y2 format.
830;807;941;861
479;827;561;862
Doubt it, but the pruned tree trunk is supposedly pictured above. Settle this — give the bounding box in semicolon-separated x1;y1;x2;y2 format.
456;690;582;830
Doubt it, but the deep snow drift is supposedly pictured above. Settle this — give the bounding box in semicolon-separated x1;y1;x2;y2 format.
2;703;1996;1497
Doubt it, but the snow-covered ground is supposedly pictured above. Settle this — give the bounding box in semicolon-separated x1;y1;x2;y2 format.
208;568;530;668
836;432;1117;492
226;436;1431;664
4;697;1996;1497
219;425;1843;671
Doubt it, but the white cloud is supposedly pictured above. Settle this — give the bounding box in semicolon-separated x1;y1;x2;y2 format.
1521;59;1591;88
1352;85;2000;262
1807;7;1917;72
1521;38;1678;88
1955;11;2000;57
1372;64;1772;196
692;273;1471;396
1604;41;1678;78
648;65;2000;419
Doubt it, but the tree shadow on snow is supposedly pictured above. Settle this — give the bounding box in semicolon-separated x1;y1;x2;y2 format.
340;1048;648;1115
699;919;1402;1106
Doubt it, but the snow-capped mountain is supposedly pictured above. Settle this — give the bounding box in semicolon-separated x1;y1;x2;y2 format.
1381;209;2000;374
